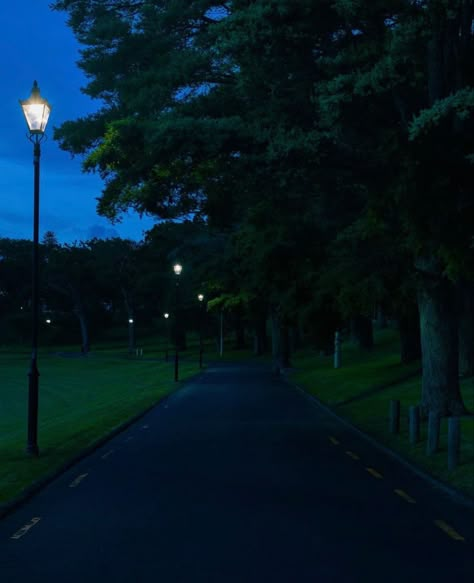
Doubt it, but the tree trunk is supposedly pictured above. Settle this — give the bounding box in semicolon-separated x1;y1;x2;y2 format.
458;279;474;378
398;304;421;364
290;325;301;354
351;315;374;350
254;311;268;356
417;256;467;416
270;306;281;374
280;322;291;368
73;302;90;354
376;305;387;329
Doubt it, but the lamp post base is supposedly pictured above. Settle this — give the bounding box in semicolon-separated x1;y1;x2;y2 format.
27;359;40;457
26;443;39;457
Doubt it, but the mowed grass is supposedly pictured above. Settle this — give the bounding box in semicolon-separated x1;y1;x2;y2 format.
340;376;474;496
0;347;201;507
291;329;474;498
291;329;420;406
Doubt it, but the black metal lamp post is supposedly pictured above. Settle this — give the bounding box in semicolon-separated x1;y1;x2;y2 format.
197;294;204;369
128;318;135;354
163;312;170;361
19;81;52;457
173;263;182;381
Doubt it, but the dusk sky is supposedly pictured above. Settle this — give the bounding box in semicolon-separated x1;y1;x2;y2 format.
0;1;155;243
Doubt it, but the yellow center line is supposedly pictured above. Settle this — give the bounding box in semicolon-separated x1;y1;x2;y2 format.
69;473;88;488
345;451;360;460
329;436;339;445
394;489;416;504
434;520;465;541
11;517;41;540
366;467;383;479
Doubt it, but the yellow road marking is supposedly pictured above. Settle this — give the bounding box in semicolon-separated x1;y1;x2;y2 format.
69;473;88;488
394;489;416;504
366;467;383;479
329;436;339;445
434;520;465;541
11;517;41;540
101;449;115;460
345;451;360;460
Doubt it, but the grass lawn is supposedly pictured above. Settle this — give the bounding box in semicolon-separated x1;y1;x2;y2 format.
340;376;474;496
0;345;202;508
290;329;474;498
291;329;421;406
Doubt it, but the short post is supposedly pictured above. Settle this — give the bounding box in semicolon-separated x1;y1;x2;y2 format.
448;417;461;471
334;330;341;369
426;412;440;456
389;400;400;434
409;405;420;444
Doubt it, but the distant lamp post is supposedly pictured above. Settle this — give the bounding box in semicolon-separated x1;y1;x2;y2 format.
173;263;182;381
198;294;204;369
45;319;51;324
128;318;135;354
20;80;52;457
164;313;170;361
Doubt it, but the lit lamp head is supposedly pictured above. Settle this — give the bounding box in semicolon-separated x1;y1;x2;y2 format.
45;319;51;324
128;318;134;324
19;81;51;136
198;294;204;302
164;313;169;319
173;263;183;276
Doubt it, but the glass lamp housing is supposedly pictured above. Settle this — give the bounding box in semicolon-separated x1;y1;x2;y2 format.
173;264;183;275
20;81;51;135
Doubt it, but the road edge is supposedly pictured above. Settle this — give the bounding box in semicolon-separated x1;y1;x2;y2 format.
0;373;203;521
284;376;474;510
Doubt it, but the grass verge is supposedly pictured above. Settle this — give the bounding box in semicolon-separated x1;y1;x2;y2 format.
290;329;474;499
0;347;200;508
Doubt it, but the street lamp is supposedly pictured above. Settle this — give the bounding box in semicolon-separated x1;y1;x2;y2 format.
20;81;52;457
128;318;135;354
163;313;170;361
173;263;182;381
198;294;204;369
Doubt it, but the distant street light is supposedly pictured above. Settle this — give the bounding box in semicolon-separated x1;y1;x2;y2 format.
173;264;182;381
198;294;204;369
20;80;52;457
45;319;51;324
163;313;170;361
128;318;135;354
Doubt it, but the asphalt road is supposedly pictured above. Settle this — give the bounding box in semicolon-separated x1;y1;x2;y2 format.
1;362;473;582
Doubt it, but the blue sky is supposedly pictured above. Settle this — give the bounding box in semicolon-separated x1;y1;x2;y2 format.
0;1;155;243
